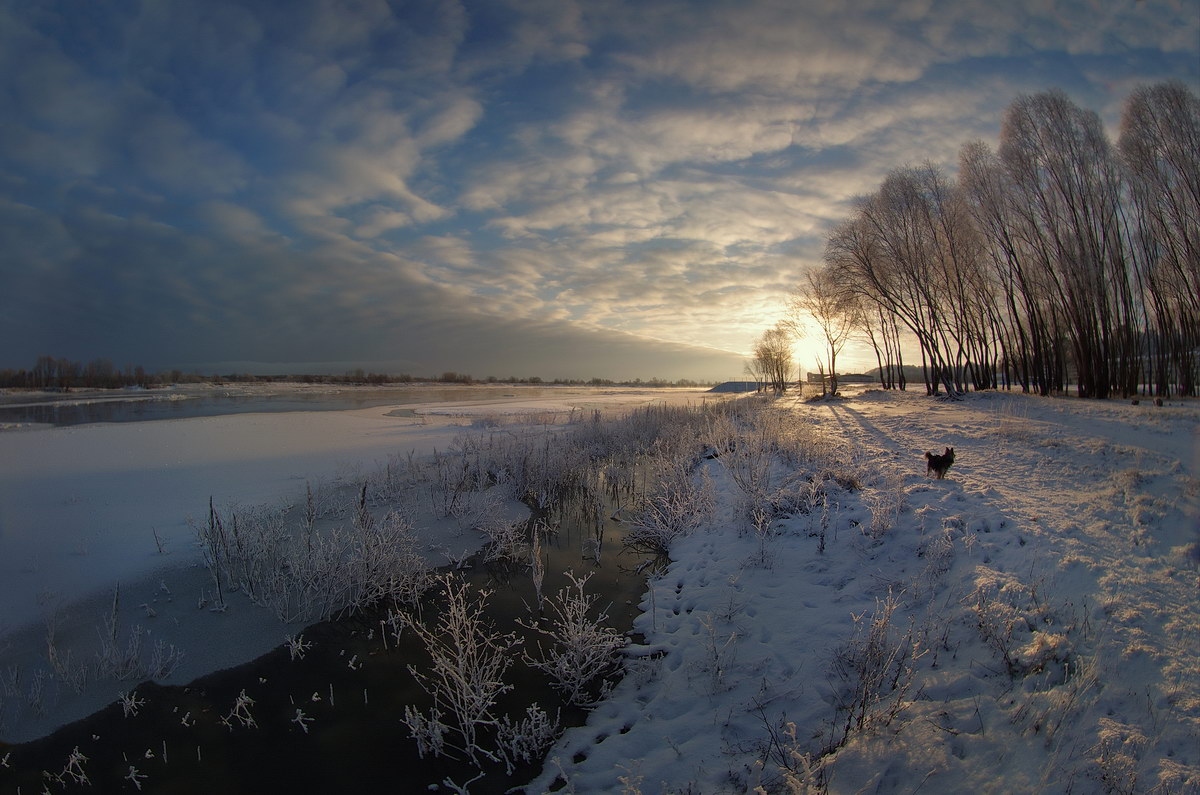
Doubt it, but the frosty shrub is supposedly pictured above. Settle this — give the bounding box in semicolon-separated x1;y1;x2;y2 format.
969;571;1065;678
342;510;433;612
521;571;628;706
529;527;547;611
196;498;432;623
720;403;779;499
720;418;776;534
95;586;148;681
711;397;836;551
220;689;257;730
1091;717;1145;794
427;445;487;518
47;646;88;695
462;427;593;511
626;459;715;555
830;591;926;748
480;515;527;562
864;472;906;539
402;574;521;764
697;613;738;694
195;498;233;610
495;704;560;774
146;640;185;680
755;718;828;795
993;396;1034;443
50;746;91;788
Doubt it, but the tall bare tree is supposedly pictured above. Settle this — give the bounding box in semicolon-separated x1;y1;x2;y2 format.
1120;81;1200;397
999;90;1134;398
818;84;1199;401
752;323;794;394
959;139;1067;394
827;165;972;396
789;264;861;395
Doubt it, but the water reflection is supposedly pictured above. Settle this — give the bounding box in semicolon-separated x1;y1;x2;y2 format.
0;387;563;427
4;486;657;793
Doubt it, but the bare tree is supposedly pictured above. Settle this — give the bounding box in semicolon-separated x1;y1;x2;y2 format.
859;302;907;390
999;90;1134;398
789;264;861;396
960;139;1067;395
826;217;908;390
827;166;969;396
752;323;794;394
743;358;766;392
1120;81;1200;397
819;84;1199;401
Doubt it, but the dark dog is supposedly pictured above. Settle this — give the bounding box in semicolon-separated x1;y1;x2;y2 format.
924;447;955;479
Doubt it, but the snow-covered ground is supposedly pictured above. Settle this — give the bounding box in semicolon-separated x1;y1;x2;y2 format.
0;385;713;743
2;385;1197;792
534;388;1200;793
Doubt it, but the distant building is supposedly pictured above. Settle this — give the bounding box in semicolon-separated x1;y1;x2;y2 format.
708;381;761;393
806;372;874;385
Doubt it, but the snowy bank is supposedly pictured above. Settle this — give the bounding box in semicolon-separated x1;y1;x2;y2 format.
0;387;713;743
534;389;1200;793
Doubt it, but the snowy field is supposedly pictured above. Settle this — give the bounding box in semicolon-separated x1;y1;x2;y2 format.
1;384;1197;793
533;388;1199;793
0;385;714;744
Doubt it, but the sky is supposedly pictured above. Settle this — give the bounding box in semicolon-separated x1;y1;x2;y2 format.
1;0;1197;382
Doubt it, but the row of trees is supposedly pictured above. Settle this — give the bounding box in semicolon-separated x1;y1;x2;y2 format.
0;356;714;391
778;81;1198;399
745;324;795;393
1;355;161;390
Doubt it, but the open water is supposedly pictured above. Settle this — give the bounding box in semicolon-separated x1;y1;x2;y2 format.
0;385;568;428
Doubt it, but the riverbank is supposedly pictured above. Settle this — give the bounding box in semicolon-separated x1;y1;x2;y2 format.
533;388;1200;793
3;387;1195;792
0;387;717;745
0;382;715;429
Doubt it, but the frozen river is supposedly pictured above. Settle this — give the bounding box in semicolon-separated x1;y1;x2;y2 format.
0;384;712;634
0;383;579;427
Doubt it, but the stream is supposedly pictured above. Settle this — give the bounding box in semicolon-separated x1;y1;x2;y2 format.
2;487;659;794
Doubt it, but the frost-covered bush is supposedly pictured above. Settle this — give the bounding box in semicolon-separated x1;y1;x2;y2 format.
495;704;560;774
449;425;594;511
830;591;926;747
402;574;521;764
969;571;1070;678
196;496;432;623
480;515;527;562
755;719;829;794
427;444;490;518
863;472;907;539
521;571;628;706
625;459;715;554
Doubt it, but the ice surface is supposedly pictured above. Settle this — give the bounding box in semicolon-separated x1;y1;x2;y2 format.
2;384;1197;792
0;386;709;742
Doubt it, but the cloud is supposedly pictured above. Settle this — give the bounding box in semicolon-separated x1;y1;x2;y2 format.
456;0;590;77
0;0;1196;379
0;189;741;379
604;0;934;93
195;202;276;242
128;112;250;195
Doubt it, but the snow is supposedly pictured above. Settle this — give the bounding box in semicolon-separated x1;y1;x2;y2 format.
0;386;707;633
533;388;1200;793
2;384;1197;791
0;385;711;743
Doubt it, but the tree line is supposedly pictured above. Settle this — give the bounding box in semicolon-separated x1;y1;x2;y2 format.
0;355;163;390
0;355;714;391
759;81;1199;399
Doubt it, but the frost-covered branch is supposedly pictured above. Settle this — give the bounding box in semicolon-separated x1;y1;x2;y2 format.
401;574;521;763
521;571;627;706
